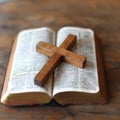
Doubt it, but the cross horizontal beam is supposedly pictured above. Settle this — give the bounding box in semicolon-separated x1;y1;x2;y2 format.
36;41;86;68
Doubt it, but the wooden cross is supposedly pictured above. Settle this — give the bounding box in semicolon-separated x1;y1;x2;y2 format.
34;34;86;86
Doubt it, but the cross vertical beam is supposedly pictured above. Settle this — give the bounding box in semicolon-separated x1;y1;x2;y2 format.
34;34;86;87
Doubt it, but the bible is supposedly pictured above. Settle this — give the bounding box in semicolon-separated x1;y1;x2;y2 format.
0;27;108;106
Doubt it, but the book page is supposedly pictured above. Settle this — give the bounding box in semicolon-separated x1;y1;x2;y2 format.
53;27;99;96
7;27;55;96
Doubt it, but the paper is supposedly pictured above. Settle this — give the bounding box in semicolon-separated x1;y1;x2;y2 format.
7;28;54;95
53;27;99;95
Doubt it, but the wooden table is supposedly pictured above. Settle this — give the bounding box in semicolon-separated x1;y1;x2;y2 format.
0;0;120;119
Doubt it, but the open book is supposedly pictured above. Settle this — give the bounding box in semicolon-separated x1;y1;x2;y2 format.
0;27;107;106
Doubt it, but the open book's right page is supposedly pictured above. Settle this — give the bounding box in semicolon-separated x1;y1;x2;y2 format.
53;27;99;96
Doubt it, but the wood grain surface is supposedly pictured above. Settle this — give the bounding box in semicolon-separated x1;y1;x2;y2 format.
0;0;120;119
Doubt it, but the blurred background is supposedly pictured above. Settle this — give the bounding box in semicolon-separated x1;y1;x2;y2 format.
0;0;120;120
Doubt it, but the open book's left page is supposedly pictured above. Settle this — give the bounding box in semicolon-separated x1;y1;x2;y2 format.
1;27;55;105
